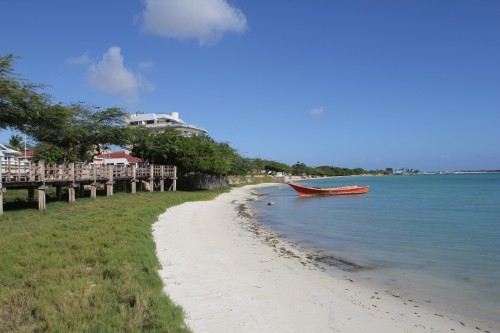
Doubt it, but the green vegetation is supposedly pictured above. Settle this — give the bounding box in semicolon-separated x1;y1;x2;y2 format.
0;54;51;132
227;176;275;186
31;104;131;163
6;134;32;152
131;128;239;176
290;162;393;177
0;189;227;332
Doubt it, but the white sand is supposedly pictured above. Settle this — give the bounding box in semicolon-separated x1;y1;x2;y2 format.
153;185;483;333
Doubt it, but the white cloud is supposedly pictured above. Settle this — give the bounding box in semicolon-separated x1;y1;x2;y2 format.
138;60;154;71
309;106;326;117
87;46;154;105
66;52;91;65
138;0;247;44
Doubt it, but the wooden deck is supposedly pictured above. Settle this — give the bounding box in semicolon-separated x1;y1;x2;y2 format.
0;158;177;214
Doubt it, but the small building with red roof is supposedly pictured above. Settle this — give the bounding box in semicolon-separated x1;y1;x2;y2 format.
94;151;144;166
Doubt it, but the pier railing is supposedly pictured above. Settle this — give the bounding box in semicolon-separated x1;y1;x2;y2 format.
1;158;176;183
0;158;177;214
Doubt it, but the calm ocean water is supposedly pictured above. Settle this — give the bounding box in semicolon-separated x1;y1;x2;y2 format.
251;174;500;328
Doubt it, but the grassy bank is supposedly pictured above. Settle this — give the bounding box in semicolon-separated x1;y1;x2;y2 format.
227;176;277;186
0;189;227;332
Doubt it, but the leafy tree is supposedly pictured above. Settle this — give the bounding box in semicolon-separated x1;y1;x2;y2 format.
7;134;33;151
250;158;266;173
0;54;52;131
353;168;365;175
291;162;312;176
176;136;237;175
313;166;334;176
130;128;181;165
263;160;291;174
131;129;239;176
29;103;131;163
228;156;254;176
7;134;23;150
33;142;69;163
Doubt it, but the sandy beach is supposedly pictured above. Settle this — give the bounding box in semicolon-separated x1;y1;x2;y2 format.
153;184;483;333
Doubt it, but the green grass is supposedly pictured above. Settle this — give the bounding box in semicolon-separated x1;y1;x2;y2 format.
0;188;227;332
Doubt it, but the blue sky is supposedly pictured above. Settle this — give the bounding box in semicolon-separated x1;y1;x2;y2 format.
1;0;499;171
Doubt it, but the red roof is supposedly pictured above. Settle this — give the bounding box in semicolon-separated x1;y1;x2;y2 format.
16;149;36;158
95;152;143;163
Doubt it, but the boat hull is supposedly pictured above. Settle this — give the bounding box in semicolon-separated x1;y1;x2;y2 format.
287;182;369;196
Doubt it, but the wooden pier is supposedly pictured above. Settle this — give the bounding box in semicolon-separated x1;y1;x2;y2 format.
0;158;177;215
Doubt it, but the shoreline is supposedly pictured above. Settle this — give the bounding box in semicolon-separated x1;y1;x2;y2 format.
153;184;488;332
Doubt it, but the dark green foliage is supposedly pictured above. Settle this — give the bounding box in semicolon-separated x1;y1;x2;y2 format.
291;162;312;175
228;155;254;176
30;103;131;163
0;54;52;131
7;134;32;151
261;160;291;174
292;164;390;177
131;129;239;176
176;136;236;175
34;142;72;163
130;128;181;165
227;157;291;176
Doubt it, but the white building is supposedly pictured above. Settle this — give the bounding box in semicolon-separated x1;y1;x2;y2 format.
0;143;20;160
125;112;207;136
1;143;28;176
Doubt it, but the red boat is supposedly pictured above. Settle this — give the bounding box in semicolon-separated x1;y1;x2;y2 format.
287;182;369;196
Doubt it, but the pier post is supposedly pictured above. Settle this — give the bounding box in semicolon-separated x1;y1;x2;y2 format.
56;163;63;180
68;185;76;203
37;161;47;210
68;163;75;203
91;164;97;198
7;157;12;181
149;165;154;192
172;166;177;191
38;160;45;183
38;189;45;210
16;159;21;182
28;161;34;181
38;186;49;211
160;166;165;192
131;165;137;194
106;165;113;196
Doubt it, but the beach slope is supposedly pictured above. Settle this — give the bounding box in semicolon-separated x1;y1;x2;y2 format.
153;185;478;333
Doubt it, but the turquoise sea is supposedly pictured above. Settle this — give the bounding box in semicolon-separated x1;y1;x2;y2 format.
251;174;500;329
